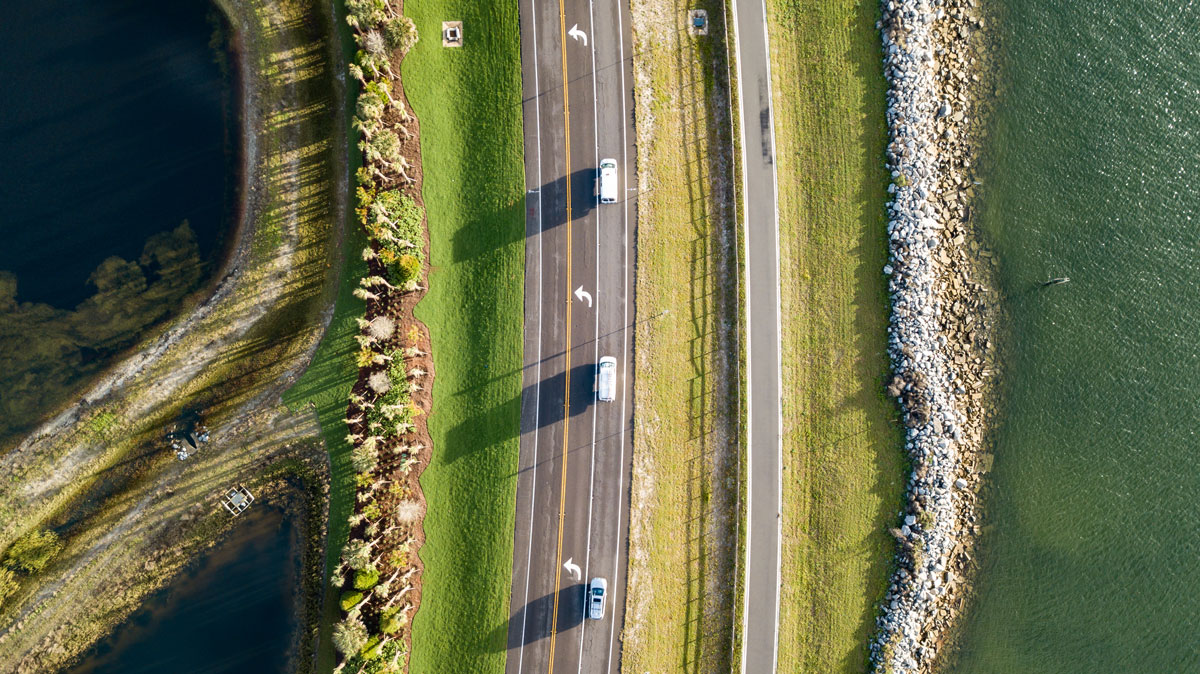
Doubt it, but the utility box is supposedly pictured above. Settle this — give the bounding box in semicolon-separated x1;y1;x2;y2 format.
688;10;708;36
442;21;463;47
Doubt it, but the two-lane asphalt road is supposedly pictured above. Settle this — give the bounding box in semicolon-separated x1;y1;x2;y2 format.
731;0;783;671
506;0;637;672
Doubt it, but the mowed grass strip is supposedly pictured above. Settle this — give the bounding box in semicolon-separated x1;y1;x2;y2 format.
402;1;524;671
623;0;739;671
765;0;905;671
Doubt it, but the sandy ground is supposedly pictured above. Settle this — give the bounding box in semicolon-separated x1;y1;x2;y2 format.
0;0;350;670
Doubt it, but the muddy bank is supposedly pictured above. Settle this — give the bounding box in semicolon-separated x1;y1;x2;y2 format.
870;0;1000;671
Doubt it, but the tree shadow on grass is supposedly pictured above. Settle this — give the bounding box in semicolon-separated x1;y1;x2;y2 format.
440;358;596;464
836;0;913;670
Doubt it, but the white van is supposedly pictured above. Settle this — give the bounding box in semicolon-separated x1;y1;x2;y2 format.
597;356;617;402
598;158;618;204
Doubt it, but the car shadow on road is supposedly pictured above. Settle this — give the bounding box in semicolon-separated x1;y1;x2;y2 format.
492;583;586;653
452;167;600;263
519;362;597;433
523;168;600;233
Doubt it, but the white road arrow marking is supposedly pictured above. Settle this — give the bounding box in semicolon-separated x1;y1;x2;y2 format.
568;24;588;46
564;557;582;581
574;285;593;307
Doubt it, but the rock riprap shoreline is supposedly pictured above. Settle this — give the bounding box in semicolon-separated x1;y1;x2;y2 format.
871;0;999;671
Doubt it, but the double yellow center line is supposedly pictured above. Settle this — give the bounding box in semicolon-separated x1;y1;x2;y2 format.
546;0;574;671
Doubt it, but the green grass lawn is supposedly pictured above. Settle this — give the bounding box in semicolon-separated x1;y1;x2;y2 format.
622;0;740;671
764;0;906;671
401;1;525;671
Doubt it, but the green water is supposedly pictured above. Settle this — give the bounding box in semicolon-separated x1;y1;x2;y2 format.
951;1;1200;671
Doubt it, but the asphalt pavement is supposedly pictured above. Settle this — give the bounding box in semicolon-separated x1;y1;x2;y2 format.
505;0;638;672
731;0;784;671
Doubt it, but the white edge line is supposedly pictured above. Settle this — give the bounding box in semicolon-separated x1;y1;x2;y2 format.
728;0;755;671
607;0;631;669
577;0;603;668
516;0;544;667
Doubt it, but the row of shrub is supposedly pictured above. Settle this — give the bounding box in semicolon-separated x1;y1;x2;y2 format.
331;1;429;672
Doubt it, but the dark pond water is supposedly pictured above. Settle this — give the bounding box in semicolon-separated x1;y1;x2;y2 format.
0;0;237;447
66;506;302;674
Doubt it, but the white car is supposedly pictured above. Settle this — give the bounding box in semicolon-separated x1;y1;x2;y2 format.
586;577;607;620
598;158;618;204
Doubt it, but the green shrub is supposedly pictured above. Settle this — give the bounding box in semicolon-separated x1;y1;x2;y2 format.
361;501;382;521
354;567;380;590
396;254;420;283
368;190;425;265
361;635;384;660
3;530;63;574
380;614;402;635
356;184;376;225
340;590;365;611
385;351;411;386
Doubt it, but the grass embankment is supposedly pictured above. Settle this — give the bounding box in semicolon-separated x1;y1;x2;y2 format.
280;1;365;668
400;0;525;671
281;195;365;674
764;0;905;670
623;1;740;671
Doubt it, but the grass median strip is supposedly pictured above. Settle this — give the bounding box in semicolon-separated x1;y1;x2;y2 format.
401;0;525;671
623;0;740;671
765;0;906;670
